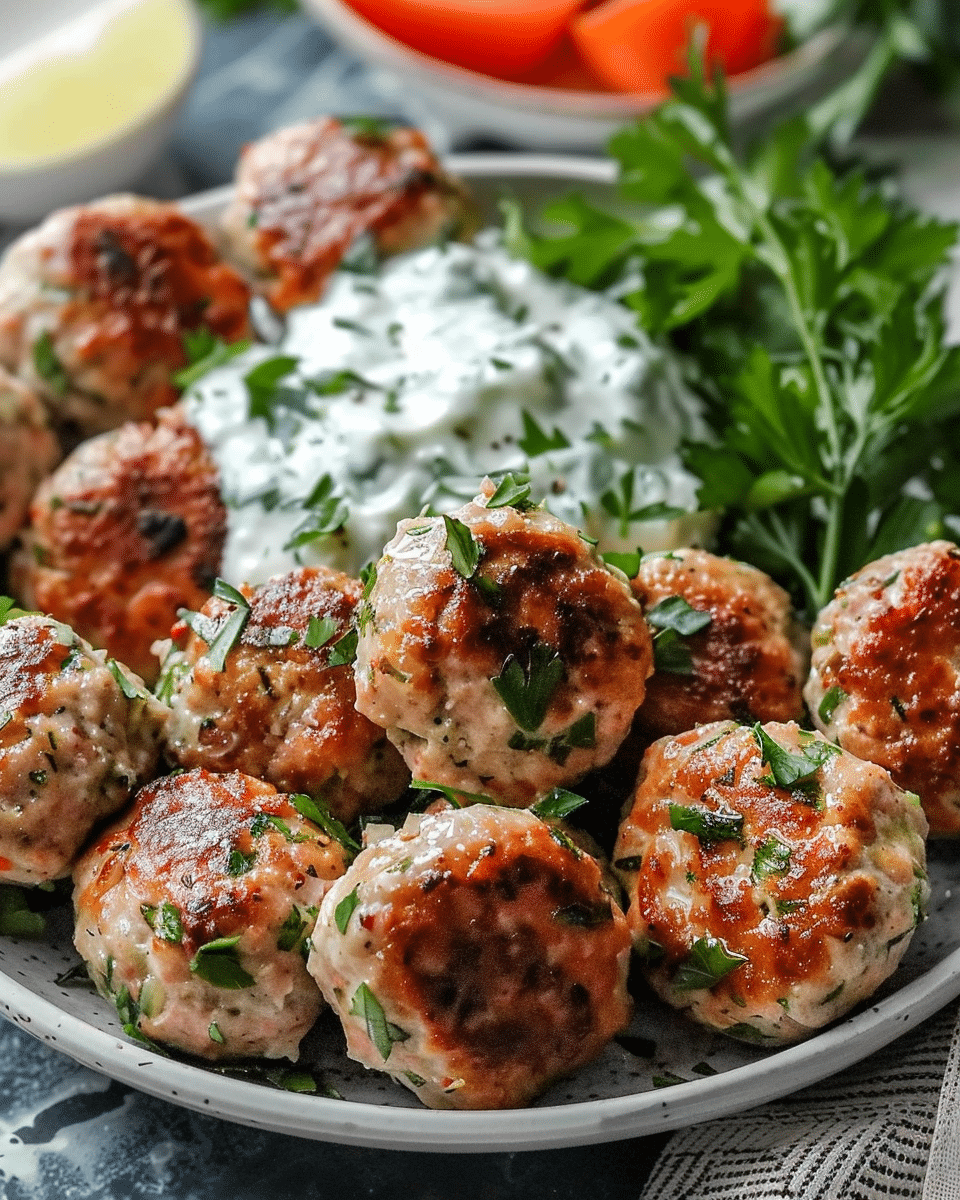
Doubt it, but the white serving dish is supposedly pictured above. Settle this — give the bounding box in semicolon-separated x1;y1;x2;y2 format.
300;0;867;151
0;0;201;224
2;153;959;1154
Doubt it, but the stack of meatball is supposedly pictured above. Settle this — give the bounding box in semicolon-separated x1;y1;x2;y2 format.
0;115;943;1112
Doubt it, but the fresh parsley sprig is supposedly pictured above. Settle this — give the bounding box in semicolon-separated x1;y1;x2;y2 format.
512;50;960;615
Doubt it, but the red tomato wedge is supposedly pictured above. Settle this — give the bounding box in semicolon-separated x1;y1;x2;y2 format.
570;0;783;95
345;0;588;79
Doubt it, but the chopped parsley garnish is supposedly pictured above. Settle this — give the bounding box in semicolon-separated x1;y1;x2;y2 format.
227;848;256;876
284;475;349;550
600;469;685;539
140;901;183;943
189;936;255;989
518;410;570;457
752;724;839;795
107;658;150;701
485;472;537;512
198;579;251;671
531;787;588;822
601;550;643;579
818;685;848;724
668;803;744;846
334;887;360;935
309;368;378;395
408;779;492;807
0;597;32;626
442;515;482;579
174;330;251;390
751;837;792;883
340;115;396;140
304;615;339;649
32;332;69;396
290;793;361;857
673;936;748;992
244;354;299;424
326;628;358;667
0;887;46;938
647;595;713;638
349;982;409;1061
491;642;564;732
276;906;309;953
508;711;596;765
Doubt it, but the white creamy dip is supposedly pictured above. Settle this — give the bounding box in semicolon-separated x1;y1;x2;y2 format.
182;232;709;586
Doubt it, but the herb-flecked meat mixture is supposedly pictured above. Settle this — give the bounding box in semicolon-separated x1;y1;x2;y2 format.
219;117;474;313
354;486;654;806
0;613;166;884
157;566;409;823
12;406;227;685
805;540;960;837
614;720;928;1044
0;364;60;551
73;768;349;1062
0;194;251;443
307;803;632;1109
631;548;807;738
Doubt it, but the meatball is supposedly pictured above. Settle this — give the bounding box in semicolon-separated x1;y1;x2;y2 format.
0;613;166;884
354;489;654;806
0;365;60;550
0;194;251;441
632;548;806;739
158;566;409;823
805;541;960;837
219;118;474;313
614;721;928;1044
73;769;350;1062
307;804;632;1108
11;407;226;685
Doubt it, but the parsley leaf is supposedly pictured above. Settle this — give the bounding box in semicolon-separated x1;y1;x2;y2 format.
350;982;410;1061
304;615;339;649
442;515;482;579
174;330;251;390
32;332;69;396
485;472;536;511
189;936;255;989
284;475;349;550
335;887;360;935
491;643;564;732
669;803;744;846
518;410;570;457
531;787;588;822
751;837;792;883
290;793;361;857
244;355;300;425
673;935;748;992
752;725;839;794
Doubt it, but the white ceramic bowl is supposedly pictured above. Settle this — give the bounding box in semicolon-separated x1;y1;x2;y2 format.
0;0;202;225
301;0;867;151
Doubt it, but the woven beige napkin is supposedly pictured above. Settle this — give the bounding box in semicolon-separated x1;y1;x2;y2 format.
638;1000;960;1200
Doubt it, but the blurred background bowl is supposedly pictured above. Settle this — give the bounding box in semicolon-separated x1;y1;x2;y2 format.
0;0;201;224
300;0;867;151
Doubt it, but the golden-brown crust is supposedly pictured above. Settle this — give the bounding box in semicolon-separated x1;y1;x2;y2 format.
12;407;226;684
77;769;342;952
632;549;805;738
227;119;473;312
162;567;409;821
806;541;960;836
615;721;927;1041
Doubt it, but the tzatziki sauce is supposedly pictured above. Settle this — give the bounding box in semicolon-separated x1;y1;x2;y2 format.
182;231;709;586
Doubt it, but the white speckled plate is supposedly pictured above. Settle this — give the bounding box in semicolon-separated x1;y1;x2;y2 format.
1;155;959;1153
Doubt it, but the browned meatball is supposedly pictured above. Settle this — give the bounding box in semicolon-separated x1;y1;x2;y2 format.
219;118;474;313
0;194;251;441
805;540;960;837
0;613;166;884
73;769;349;1061
0;365;60;550
11;407;226;685
308;804;632;1108
158;566;409;823
615;721;928;1044
632;548;807;738
354;488;654;806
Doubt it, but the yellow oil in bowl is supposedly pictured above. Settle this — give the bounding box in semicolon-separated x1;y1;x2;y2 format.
0;0;197;168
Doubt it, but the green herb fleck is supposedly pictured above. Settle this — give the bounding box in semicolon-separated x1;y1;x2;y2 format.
751;837;792;882
334;887;360;935
189;936;255;989
491;642;564;732
349;982;409;1061
669;803;744;846
818;685;848;724
673;935;748;992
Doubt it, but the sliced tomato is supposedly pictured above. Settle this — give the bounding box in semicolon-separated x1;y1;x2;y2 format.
345;0;587;79
569;0;783;95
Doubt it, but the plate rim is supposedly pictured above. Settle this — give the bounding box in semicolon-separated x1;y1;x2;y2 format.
3;151;958;1153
